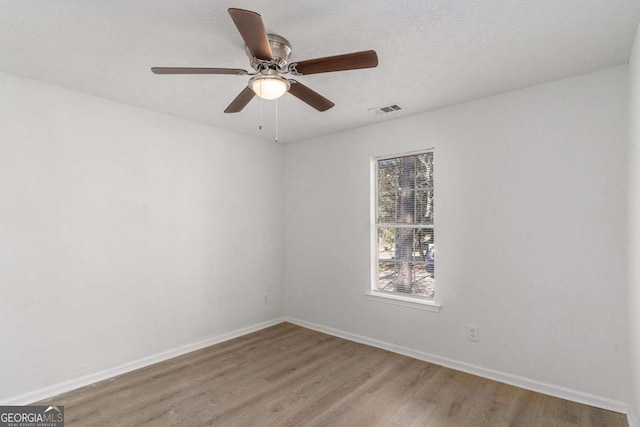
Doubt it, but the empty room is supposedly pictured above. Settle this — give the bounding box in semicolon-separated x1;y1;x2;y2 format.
3;1;640;426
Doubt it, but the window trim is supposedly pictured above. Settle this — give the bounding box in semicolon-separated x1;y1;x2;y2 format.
365;291;442;312
368;149;441;311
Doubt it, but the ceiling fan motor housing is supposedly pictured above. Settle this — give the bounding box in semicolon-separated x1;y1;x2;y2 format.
247;34;292;71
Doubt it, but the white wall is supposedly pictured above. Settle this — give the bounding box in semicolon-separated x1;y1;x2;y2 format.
0;72;284;402
628;20;640;426
284;66;630;406
0;61;632;410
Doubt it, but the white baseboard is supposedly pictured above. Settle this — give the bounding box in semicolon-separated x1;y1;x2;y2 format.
0;317;285;406
629;409;639;427
4;315;631;417
285;317;630;415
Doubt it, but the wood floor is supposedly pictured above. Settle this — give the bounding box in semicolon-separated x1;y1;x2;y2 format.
38;322;627;426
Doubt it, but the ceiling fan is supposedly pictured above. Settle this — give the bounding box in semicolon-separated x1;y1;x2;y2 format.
151;8;379;113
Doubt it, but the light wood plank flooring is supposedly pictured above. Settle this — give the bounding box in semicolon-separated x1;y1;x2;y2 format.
37;322;627;426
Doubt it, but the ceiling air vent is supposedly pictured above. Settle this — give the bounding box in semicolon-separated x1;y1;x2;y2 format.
369;104;403;115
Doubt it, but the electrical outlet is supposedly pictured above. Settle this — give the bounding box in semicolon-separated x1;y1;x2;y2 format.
466;326;479;342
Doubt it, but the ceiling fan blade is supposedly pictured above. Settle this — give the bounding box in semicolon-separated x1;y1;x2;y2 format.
228;8;273;61
151;67;248;75
288;80;335;112
224;86;256;113
290;50;378;75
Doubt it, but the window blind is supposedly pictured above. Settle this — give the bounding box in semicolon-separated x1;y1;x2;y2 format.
374;151;435;298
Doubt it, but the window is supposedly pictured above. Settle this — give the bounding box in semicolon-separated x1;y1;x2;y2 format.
372;150;435;301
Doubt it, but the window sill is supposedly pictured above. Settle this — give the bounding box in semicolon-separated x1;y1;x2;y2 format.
365;292;442;312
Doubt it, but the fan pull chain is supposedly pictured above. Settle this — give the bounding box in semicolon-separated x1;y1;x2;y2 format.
275;98;279;143
259;96;263;131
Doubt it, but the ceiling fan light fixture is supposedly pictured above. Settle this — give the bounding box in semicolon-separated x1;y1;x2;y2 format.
250;75;290;100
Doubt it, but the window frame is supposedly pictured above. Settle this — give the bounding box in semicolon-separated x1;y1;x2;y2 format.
367;149;441;312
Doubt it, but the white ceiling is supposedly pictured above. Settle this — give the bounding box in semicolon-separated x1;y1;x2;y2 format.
1;1;639;143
